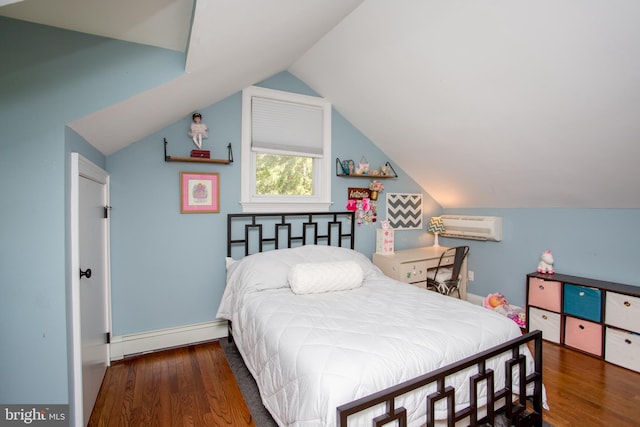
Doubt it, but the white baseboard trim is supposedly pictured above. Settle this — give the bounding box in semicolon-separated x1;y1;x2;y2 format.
110;320;228;361
466;292;485;306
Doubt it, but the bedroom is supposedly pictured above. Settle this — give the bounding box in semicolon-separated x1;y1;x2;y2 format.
1;1;640;426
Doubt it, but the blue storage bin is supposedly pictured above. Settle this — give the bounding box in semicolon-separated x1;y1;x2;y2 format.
563;283;602;322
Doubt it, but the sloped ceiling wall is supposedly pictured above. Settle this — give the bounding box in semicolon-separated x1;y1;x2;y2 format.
290;1;640;209
3;0;640;209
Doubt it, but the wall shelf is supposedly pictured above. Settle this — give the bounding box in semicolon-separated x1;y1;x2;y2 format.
164;138;233;164
335;157;398;178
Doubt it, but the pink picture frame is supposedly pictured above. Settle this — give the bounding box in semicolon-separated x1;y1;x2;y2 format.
180;172;220;214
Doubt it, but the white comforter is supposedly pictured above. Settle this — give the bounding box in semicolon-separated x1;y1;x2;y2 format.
217;245;530;427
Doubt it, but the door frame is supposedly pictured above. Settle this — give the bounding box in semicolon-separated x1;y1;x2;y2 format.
69;153;112;426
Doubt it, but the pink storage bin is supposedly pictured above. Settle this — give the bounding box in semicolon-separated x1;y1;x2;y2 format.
528;278;562;312
564;316;603;356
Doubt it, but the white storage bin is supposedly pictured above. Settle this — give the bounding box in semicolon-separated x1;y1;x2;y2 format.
528;307;561;344
605;327;640;373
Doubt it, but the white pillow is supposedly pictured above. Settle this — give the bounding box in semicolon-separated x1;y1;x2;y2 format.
288;261;364;295
227;245;378;292
225;257;237;269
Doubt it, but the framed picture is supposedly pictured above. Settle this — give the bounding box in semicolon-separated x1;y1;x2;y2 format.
180;172;220;214
385;193;423;229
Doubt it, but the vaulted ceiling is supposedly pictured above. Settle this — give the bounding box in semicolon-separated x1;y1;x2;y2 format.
3;0;640;209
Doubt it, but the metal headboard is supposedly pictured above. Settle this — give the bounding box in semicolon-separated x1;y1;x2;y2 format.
227;211;355;257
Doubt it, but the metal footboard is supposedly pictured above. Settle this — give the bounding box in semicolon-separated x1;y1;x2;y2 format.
337;330;543;427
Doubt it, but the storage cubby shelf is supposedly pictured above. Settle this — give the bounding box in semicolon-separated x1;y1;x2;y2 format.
164;138;233;164
526;271;640;373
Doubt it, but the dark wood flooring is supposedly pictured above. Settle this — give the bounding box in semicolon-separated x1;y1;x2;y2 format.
89;341;252;426
89;339;640;427
540;341;640;427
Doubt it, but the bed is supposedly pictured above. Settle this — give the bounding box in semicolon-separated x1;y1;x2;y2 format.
217;212;544;427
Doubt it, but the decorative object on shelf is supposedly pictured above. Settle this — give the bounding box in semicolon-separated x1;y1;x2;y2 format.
180;172;220;214
188;113;208;149
346;187;377;226
386;193;423;230
164;138;233;164
537;250;555;274
356;156;370;174
341;159;354;175
369;180;384;201
427;216;446;247
376;220;394;255
191;149;210;159
335;158;398;178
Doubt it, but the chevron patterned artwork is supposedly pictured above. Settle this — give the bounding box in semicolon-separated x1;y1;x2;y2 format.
385;193;423;229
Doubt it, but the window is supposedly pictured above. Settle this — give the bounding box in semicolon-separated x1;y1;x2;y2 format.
240;86;332;212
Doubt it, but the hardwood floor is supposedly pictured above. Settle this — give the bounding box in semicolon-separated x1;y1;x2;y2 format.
90;339;640;427
540;342;640;427
89;341;253;426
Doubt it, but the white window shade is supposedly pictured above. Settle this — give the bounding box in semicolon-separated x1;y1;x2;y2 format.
251;97;324;157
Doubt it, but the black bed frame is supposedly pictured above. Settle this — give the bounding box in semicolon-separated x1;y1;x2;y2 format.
226;212;544;427
337;331;543;427
227;211;355;257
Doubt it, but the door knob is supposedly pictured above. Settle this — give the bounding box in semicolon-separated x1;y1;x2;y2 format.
80;268;92;279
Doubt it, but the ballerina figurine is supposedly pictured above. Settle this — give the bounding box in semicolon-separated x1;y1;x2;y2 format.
188;113;208;149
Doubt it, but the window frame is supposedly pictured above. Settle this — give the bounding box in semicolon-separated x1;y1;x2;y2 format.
240;86;332;212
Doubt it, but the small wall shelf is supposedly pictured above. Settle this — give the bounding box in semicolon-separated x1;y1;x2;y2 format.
335;158;398;178
164;138;233;164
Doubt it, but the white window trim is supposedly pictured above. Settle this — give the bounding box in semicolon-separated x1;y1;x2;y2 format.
240;85;332;213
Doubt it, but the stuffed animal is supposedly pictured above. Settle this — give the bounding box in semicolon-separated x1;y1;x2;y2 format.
484;292;507;309
507;311;527;328
484;292;527;328
537;250;555;274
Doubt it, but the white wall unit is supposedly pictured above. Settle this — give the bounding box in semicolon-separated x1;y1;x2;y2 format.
440;215;503;241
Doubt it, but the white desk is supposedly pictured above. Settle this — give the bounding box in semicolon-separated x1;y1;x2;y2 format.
372;246;468;300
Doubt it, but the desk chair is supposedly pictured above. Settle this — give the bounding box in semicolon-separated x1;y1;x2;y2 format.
426;246;469;298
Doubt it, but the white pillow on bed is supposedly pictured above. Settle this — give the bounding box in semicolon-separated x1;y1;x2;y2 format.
228;245;377;292
288;261;364;294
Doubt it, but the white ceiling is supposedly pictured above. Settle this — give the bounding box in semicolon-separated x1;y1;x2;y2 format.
3;0;640;209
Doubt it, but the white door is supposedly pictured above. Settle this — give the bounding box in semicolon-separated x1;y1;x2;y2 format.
69;153;111;427
79;174;109;425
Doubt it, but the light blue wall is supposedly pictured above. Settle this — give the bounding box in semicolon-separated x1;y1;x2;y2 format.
441;208;640;306
0;17;185;405
5;13;639;410
107;71;437;335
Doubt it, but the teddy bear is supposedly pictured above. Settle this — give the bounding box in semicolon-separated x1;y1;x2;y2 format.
537;250;555;274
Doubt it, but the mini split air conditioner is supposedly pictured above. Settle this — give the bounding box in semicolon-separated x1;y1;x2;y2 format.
440;215;503;242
